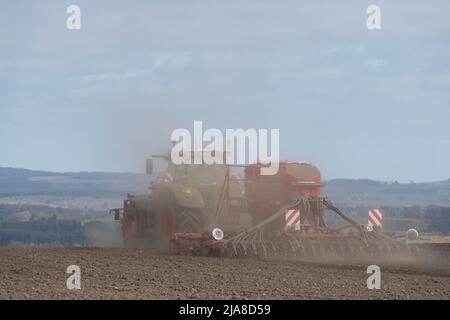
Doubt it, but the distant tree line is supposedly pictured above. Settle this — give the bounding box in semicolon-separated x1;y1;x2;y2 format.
0;204;100;220
0;216;86;245
0;204;448;246
0;216;122;246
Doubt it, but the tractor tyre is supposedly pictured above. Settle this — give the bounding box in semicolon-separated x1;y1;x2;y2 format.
156;192;206;254
176;207;206;233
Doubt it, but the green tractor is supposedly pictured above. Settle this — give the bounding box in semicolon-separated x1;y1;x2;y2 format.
111;151;246;252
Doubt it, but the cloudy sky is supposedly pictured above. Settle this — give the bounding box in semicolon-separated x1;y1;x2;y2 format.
0;1;449;182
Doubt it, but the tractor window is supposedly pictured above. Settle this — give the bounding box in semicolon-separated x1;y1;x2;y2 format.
171;163;187;182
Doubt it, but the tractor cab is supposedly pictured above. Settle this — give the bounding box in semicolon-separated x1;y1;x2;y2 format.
169;162;227;186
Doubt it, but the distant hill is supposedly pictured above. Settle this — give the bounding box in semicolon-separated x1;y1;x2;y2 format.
0;167;449;206
323;178;450;206
0;167;151;197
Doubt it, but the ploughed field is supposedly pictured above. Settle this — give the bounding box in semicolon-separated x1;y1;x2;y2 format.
0;244;449;299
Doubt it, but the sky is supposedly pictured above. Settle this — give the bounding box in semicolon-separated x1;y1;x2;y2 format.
0;1;449;182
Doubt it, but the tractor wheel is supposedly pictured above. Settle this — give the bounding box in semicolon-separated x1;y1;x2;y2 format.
158;206;176;254
156;193;206;254
176;207;205;233
157;207;206;254
155;191;177;253
121;214;135;248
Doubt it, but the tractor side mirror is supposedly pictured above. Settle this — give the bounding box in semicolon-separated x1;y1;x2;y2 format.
146;159;153;175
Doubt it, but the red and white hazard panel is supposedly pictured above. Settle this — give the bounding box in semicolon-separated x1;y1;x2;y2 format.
368;209;383;228
285;209;301;231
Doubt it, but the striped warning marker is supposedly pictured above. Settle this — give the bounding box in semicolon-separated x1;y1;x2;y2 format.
368;209;383;228
285;209;301;231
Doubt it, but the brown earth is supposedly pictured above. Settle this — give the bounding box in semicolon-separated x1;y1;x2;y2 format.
0;244;449;300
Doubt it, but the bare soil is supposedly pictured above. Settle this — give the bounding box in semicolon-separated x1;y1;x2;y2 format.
0;244;449;299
